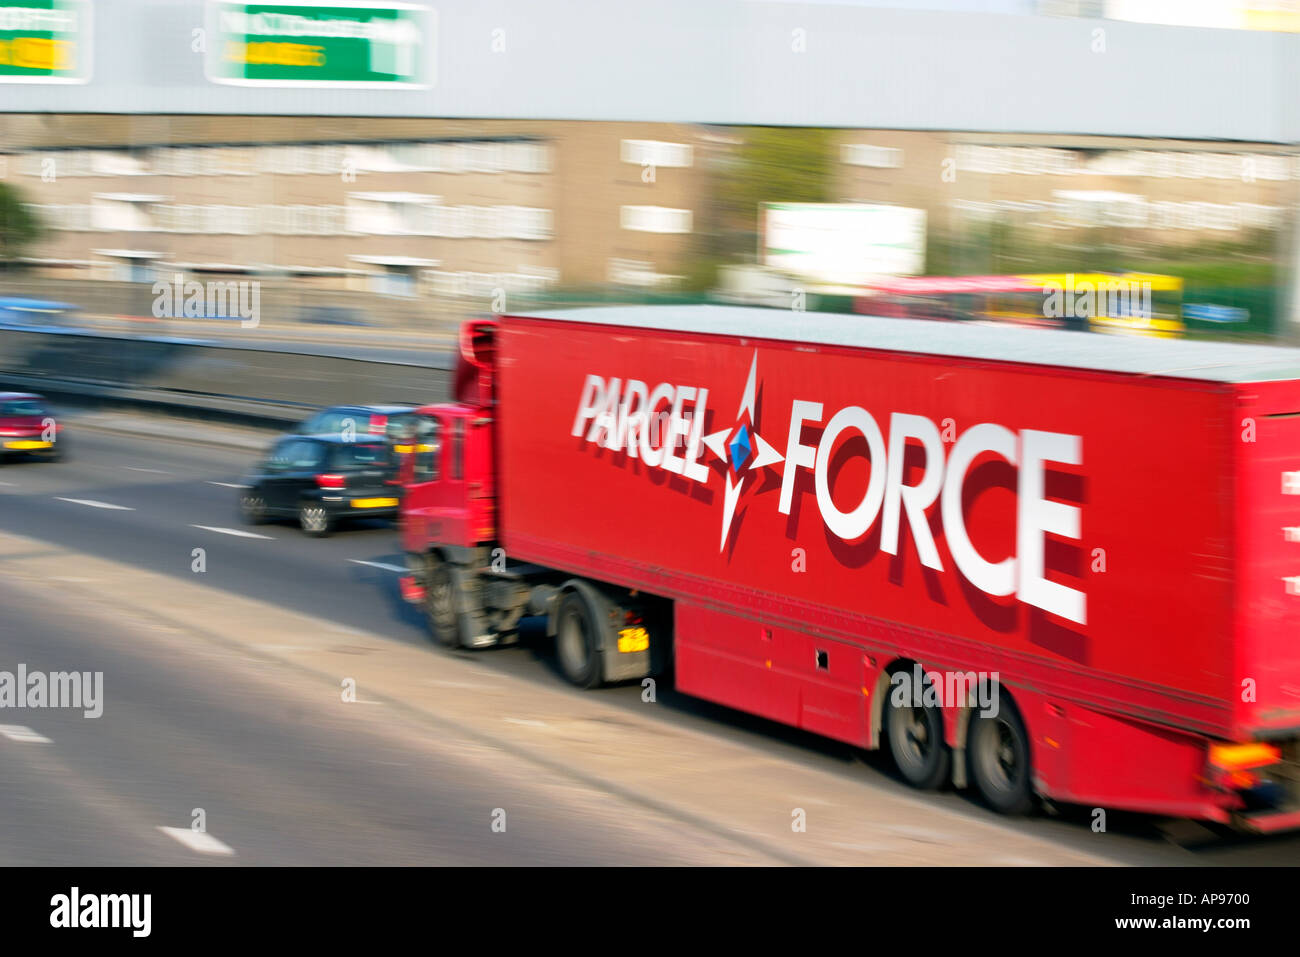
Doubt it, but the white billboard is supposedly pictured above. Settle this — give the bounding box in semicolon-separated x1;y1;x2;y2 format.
762;203;926;289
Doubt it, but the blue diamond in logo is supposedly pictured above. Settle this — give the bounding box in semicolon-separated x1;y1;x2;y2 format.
728;424;752;474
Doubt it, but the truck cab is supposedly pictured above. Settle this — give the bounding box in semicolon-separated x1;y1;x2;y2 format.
398;401;495;555
397;317;664;676
399;318;497;559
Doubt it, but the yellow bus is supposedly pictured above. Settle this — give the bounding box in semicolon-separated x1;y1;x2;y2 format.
856;273;1184;338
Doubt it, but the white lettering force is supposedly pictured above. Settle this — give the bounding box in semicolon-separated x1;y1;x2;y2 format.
573;376;1085;625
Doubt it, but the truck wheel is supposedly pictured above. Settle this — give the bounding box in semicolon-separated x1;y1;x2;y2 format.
967;692;1034;815
298;501;332;537
425;557;461;649
885;672;951;790
555;590;602;689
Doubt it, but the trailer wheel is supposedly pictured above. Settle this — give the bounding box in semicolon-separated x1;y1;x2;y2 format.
425;556;461;649
555;590;602;689
967;691;1034;815
884;670;951;790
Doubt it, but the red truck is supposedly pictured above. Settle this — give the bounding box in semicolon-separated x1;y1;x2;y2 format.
398;305;1300;831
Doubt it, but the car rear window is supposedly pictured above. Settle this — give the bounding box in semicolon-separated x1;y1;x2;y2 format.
330;443;391;469
0;400;47;416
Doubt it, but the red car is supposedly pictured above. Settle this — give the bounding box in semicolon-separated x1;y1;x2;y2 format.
0;392;65;461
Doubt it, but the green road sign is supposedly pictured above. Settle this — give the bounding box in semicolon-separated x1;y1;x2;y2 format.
0;0;91;83
206;1;432;88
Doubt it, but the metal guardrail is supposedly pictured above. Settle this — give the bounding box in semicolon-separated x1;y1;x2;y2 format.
0;326;455;427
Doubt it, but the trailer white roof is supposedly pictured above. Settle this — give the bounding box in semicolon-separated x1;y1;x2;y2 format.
520;305;1300;385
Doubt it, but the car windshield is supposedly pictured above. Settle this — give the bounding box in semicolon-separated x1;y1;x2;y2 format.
0;400;47;417
330;444;390;469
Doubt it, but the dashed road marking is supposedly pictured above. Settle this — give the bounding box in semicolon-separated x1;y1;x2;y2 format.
206;481;249;489
503;717;548;728
157;826;236;856
348;559;407;573
828;841;894;852
54;497;134;511
123;466;171;474
0;725;52;743
190;525;275;540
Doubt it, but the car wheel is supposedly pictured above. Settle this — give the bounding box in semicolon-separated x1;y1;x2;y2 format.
967;690;1034;815
555;590;603;689
298;501;332;537
239;491;267;525
885;669;951;790
424;556;461;648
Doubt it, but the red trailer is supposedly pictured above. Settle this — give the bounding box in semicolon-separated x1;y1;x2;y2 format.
399;305;1300;830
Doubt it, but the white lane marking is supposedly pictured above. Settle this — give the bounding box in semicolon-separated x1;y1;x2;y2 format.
828;841;894;852
123;466;171;474
156;826;236;856
54;497;134;511
206;481;249;489
190;525;275;540
503;717;548;728
0;481;17;487
347;559;407;573
0;725;52;743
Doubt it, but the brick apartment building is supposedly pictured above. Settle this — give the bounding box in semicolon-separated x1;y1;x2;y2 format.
1;115;1296;310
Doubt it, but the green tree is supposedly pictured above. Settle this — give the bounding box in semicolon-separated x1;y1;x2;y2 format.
0;181;42;269
684;127;837;290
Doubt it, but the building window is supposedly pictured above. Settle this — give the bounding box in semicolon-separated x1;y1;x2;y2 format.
620;205;692;234
502;206;553;240
841;144;902;169
620;139;693;168
506;141;550;173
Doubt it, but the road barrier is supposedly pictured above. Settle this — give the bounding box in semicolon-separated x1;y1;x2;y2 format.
0;326;454;426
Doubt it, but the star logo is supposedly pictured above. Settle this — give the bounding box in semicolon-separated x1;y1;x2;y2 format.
699;351;784;551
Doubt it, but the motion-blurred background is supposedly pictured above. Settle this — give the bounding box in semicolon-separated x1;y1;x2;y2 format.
1;0;1297;348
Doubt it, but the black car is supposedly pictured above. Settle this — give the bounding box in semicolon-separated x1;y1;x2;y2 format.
239;435;401;537
297;405;418;447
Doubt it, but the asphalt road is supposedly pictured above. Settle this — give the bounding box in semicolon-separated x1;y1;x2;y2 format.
1;426;1299;865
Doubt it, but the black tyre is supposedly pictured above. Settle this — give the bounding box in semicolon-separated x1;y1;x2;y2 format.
425;557;461;649
885;669;951;790
967;690;1034;815
555;590;602;689
239;490;268;525
298;501;332;537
